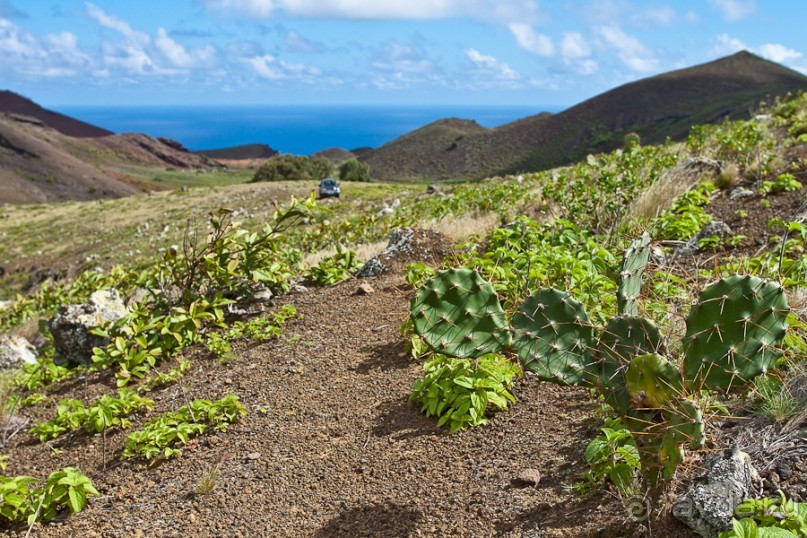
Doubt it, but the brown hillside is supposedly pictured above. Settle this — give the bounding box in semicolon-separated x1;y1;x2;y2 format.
0;113;221;204
312;147;355;163
0;91;112;138
361;117;488;181
194;144;278;160
363;51;807;180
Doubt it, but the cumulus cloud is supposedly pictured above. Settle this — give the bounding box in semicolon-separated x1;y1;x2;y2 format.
0;18;90;78
284;29;325;53
155;28;216;68
509;23;554;56
597;25;659;72
86;2;150;45
200;0;543;23
464;48;519;87
712;34;806;73
708;0;755;22
246;53;321;79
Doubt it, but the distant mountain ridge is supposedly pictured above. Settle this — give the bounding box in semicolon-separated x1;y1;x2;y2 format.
361;51;807;181
0;91;113;138
0;96;221;204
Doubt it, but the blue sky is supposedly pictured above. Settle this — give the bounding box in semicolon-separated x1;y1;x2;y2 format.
0;0;805;107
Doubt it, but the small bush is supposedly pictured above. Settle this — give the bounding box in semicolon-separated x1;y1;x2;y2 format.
339;158;371;182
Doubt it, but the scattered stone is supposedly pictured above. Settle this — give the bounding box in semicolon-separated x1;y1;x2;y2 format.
356;258;383;278
673;447;760;538
0;335;37;370
729;187;755;200
355;282;375;295
292;284;309;294
675;220;732;256
426;184;445;196
513;469;541;487
251;286;274;302
48;289;128;367
247;452;261;461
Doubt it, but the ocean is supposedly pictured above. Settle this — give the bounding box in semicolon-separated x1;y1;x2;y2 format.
56;105;562;156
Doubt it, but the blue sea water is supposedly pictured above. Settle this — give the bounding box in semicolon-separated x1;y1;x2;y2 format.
56;105;562;155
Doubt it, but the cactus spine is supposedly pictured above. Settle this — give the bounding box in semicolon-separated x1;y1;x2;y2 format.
512;288;595;386
617;232;652;316
683;275;790;390
410;268;511;359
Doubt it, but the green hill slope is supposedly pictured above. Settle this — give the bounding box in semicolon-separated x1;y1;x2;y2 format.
363;51;807;181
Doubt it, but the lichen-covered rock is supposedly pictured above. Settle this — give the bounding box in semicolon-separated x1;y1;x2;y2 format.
48;289;128;367
673;447;760;537
0;335;37;370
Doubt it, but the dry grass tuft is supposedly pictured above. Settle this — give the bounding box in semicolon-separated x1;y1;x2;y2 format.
627;162;705;221
430;212;499;242
715;163;741;189
195;459;223;495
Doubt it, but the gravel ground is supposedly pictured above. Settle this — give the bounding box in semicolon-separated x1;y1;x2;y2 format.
0;266;695;537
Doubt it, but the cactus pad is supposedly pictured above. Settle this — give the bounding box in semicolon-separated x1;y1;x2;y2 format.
683;275;789;390
625;353;682;408
512;288;595;386
410;268;511;359
618;232;652;317
596;316;663;414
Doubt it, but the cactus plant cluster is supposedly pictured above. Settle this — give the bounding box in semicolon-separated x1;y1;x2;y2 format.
411;234;790;480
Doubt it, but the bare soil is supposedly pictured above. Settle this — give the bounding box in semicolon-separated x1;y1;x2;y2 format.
0;265;688;537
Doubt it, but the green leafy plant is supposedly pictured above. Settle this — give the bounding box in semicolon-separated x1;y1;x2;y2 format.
123;395;246;460
205;305;298;361
581;417;641;496
652;182;715;241
404;262;436;288
139;359;191;393
30;389;154;442
0;466;98;524
720;492;807;537
307;246;362;286
760;173;802;196
409;353;520;432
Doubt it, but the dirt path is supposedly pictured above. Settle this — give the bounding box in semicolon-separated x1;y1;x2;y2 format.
2;272;689;537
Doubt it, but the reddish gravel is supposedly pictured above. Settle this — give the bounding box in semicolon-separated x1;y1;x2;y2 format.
0;267;694;537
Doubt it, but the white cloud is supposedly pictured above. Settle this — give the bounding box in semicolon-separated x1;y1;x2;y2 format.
0;18;90;78
757;43;803;64
155;28;215;68
465;48;519;84
509;23;554;57
560;32;590;59
200;0;543;23
246;53;321;80
86;2;149;45
708;0;754;22
284;29;324;53
711;34;807;74
597;25;658;72
372;42;437;74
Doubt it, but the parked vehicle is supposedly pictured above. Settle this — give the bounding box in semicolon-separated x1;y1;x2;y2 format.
319;178;340;198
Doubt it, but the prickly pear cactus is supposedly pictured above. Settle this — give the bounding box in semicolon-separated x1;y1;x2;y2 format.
617;232;652;317
512;288;595;386
657;398;705;479
596;316;663;414
683;275;789;390
410;268;511;359
625;353;682;408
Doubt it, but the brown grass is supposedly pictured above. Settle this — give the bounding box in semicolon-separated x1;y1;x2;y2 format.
430;212;499;242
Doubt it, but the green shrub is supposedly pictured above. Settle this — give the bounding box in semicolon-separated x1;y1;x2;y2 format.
409;354;521;432
0;467;98;524
760;173;802;196
251;154;332;182
339;158;371;182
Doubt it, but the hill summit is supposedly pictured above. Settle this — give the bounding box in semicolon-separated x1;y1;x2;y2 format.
361;51;807;181
0;91;112;138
